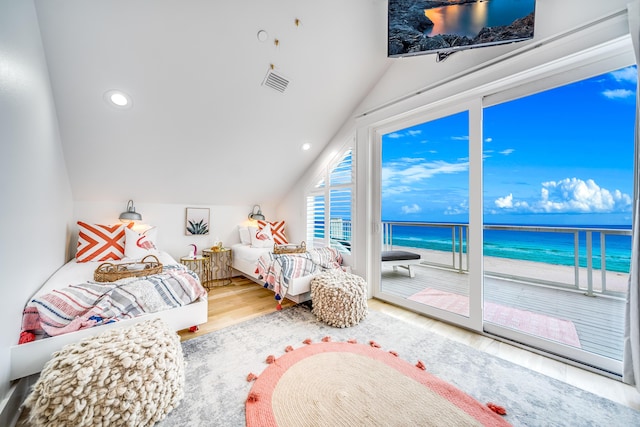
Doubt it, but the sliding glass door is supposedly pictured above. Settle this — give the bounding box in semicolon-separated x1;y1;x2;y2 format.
374;62;636;375
481;65;636;373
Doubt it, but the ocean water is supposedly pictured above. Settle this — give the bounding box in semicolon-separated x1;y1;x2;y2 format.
386;223;632;274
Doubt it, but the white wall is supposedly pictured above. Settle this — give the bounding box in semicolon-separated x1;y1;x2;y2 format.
0;0;73;412
72;202;276;260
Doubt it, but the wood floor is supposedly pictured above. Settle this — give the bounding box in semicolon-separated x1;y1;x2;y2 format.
181;276;640;412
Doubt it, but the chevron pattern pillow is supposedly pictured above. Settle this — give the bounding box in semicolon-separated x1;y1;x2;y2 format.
76;222;133;262
257;220;288;245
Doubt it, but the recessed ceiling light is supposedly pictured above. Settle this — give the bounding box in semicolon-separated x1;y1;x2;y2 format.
301;143;311;151
104;90;132;109
257;30;268;42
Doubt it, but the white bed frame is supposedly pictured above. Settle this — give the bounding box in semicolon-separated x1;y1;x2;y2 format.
231;245;316;303
10;296;207;381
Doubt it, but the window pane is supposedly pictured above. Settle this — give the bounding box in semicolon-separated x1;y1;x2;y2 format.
306;194;325;248
381;111;470;316
330;149;353;186
330;188;352;252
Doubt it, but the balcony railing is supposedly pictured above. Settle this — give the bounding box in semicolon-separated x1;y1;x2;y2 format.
382;221;631;297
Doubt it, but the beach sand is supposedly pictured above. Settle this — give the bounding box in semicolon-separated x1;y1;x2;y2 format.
389;245;629;294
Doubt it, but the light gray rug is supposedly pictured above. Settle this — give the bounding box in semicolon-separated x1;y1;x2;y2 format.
158;304;640;427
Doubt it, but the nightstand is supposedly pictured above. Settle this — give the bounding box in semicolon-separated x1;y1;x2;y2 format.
180;255;210;287
202;248;232;286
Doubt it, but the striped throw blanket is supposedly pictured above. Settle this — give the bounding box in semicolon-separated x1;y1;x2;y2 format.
21;264;207;339
256;247;343;301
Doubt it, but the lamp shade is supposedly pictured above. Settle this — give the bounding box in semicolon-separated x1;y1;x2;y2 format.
248;205;265;221
119;200;142;222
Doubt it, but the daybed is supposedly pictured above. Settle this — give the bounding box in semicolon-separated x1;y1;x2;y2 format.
381;250;421;278
10;223;208;380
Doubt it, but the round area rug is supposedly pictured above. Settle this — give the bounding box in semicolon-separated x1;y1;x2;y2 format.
245;340;510;426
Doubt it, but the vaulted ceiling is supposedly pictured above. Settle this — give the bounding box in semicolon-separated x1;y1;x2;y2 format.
34;0;390;205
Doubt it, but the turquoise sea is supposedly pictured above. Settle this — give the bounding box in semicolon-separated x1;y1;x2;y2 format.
386;223;632;274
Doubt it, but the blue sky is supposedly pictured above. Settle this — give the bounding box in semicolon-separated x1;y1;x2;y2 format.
382;65;637;226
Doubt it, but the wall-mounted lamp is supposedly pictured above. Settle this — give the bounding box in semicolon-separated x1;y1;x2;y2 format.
119;200;142;222
248;205;265;221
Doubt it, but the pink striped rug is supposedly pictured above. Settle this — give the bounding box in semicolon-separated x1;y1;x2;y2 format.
408;288;581;348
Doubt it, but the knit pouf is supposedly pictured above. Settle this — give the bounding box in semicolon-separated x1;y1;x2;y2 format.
24;318;185;427
311;270;368;328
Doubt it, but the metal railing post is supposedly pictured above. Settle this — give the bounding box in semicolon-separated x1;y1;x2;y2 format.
601;232;607;293
574;232;580;290
586;231;594;296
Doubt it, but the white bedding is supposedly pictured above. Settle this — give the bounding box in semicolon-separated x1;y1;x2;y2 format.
10;251;208;380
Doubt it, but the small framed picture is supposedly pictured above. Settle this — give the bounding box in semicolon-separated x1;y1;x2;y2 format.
185;208;210;235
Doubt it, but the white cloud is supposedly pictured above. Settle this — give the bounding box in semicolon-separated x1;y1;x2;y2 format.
485;137;493;143
401;204;421;214
493;178;631;214
494;193;529;209
451;136;469;141
602;89;634;99
611;67;638;84
385;129;423;139
398;157;425;163
384;159;469;185
383;159;469;199
500;149;515;155
445;200;468;215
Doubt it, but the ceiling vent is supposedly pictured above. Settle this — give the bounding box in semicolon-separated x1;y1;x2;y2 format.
262;69;290;93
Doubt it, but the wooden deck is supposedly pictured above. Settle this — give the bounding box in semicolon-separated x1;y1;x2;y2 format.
380;261;626;361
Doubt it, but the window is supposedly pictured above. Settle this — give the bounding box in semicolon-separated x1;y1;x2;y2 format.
306;149;353;253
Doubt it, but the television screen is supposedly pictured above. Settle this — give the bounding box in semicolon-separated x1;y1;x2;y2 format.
388;0;536;59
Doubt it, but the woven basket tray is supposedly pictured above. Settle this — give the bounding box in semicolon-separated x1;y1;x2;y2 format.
94;255;163;282
273;241;306;254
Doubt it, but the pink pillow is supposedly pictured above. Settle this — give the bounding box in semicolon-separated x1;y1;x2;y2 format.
76;222;133;262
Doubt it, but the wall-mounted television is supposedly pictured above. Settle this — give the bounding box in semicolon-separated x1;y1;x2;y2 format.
388;0;536;59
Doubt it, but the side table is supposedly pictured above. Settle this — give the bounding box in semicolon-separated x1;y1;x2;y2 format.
202;248;232;286
180;255;210;288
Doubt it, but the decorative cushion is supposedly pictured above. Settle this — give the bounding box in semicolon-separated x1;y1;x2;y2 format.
250;225;274;248
76;222;133;263
24;319;184;427
257;220;288;244
238;226;251;245
124;226;159;259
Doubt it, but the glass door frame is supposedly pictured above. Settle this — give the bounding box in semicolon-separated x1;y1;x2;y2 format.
370;100;485;334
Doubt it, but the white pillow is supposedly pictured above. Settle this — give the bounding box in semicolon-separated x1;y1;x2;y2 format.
124;226;159;260
238;226;251;245
249;225;274;248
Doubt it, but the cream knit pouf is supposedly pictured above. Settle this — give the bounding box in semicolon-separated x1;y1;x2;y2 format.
311;269;368;328
24;318;185;427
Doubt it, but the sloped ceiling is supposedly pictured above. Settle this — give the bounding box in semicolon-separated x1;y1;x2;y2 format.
34;0;390;206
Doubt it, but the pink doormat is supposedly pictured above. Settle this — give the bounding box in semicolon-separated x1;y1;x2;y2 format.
408;288;581;348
